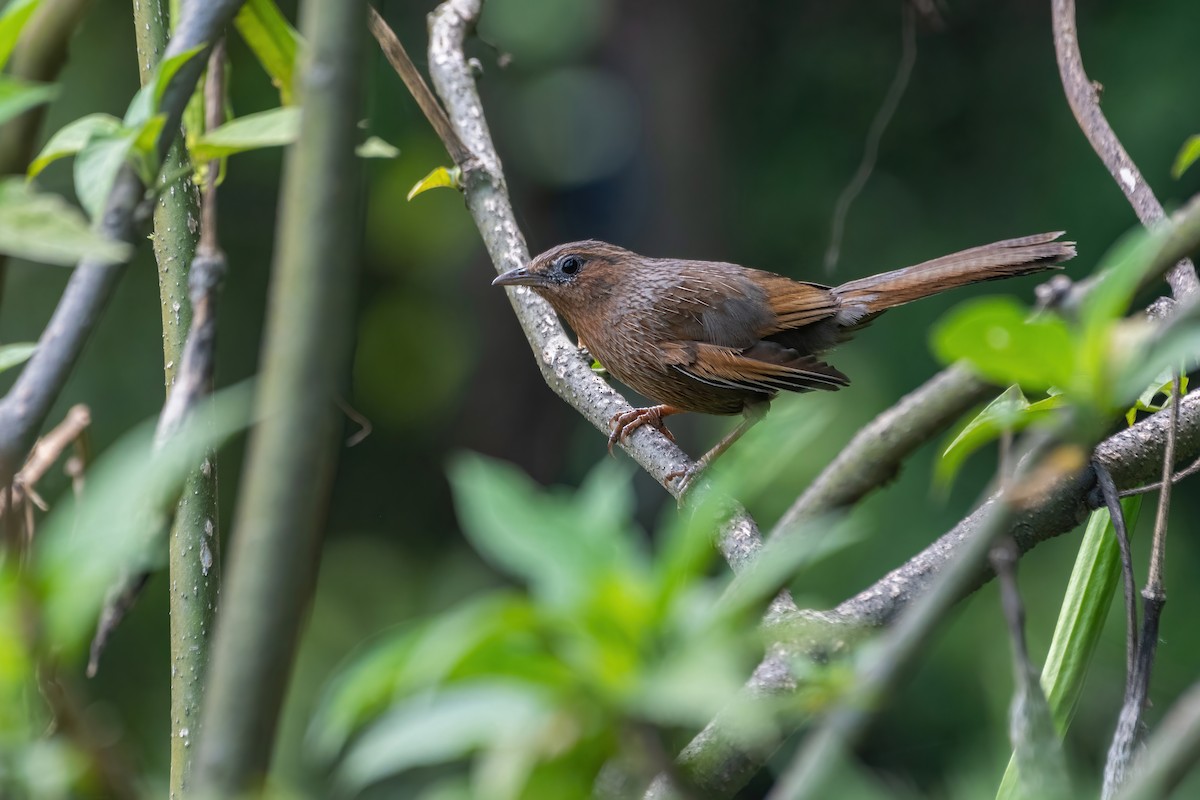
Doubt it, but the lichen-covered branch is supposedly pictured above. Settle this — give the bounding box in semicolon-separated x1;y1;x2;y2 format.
1051;0;1198;299
418;0;781;586
647;386;1200;799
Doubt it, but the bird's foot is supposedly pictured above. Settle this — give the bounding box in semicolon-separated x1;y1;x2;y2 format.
664;462;701;496
607;405;680;454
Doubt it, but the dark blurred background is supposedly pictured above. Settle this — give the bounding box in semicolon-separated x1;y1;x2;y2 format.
2;0;1198;795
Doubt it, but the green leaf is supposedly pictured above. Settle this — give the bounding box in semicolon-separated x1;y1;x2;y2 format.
447;453;644;608
0;342;35;372
73;131;136;222
1126;373;1190;426
408;165;462;201
128;113;168;183
1115;323;1200;407
27;113;122;179
0;178;132;265
234;0;301;105
995;499;1142;800
0;77;57;128
1079;230;1157;336
190;106;299;160
308;594;543;762
192;107;398;163
356;136;400;159
938;387;1067;485
335;682;552;797
933;296;1076;392
35;383;253;655
0;0;42;72
124;43;206;128
1171;134;1200;179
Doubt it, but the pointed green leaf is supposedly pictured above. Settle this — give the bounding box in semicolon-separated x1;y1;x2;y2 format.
446;453;642;607
0;0;42;72
1171;134;1200;180
193;107;396;163
129;113;168;183
0;342;35;372
191;106;300;160
28;113;123;179
73;131;136;221
234;0;301;105
408;165;462;201
124;43;206;128
0;77;57;128
937;387;1066;485
0;178;131;264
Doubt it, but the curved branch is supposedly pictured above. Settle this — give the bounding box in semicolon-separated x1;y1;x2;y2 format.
648;386;1200;799
827;389;1200;628
773;364;990;538
419;0;781;584
426;0;690;488
1051;0;1198;298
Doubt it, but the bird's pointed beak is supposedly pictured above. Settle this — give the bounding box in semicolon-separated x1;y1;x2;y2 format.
492;266;546;288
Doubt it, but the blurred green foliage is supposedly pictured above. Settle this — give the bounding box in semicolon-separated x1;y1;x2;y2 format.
315;453;853;798
0;0;1197;798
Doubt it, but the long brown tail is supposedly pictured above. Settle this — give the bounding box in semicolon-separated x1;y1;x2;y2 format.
832;232;1075;323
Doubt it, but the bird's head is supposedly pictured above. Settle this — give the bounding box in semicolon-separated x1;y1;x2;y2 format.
492;240;633;313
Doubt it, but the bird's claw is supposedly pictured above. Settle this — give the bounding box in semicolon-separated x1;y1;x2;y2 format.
607;405;677;455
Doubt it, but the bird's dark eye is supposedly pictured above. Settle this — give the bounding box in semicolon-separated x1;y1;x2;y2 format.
558;255;583;276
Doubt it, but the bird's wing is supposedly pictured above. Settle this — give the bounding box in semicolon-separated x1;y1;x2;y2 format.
659;340;849;395
747;272;840;334
656;265;839;346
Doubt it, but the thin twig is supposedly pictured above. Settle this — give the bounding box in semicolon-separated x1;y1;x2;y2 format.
991;536;1070;799
1145;375;1178;594
1104;376;1180;798
1113;680;1200;800
366;6;472;168
1050;0;1199;299
1094;462;1139;688
1118;453;1200;497
824;4;916;274
11;405;91;496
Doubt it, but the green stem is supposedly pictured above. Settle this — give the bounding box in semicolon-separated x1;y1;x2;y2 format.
191;0;364;792
131;2;218;796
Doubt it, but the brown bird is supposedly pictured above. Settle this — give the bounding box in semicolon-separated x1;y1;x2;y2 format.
494;233;1075;480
